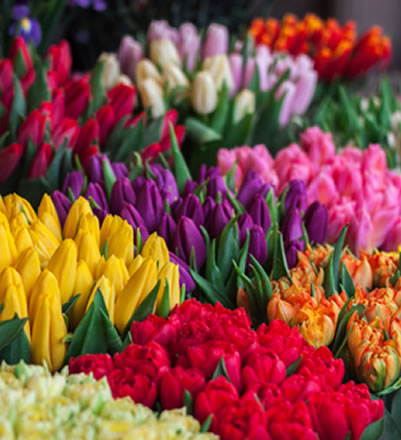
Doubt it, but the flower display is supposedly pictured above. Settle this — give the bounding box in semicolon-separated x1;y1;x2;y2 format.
70;299;384;440
249;14;392;81
0;361;215;439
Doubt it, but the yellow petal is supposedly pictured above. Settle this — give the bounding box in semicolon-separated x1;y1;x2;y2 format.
107;220;134;265
141;232;170;269
14;247;41;302
63;197;92;239
85;275;115;324
100;255;129;298
74;229;101;277
128;254;144;277
69;260;94;329
38;194;62;242
28;219;60;268
157;262;180;309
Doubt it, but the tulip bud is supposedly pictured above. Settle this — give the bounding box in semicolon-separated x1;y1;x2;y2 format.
202;23;229;59
38;194;63;242
202;196;216;220
47;239;78;304
150;39;181;67
157;262;180;309
85;275;116;324
205;201;233;239
28;219;60;267
120;202;149;243
0;221;17;271
139;78;165;118
10;220;33;255
100;255;129;298
281;207;304;244
162;63;189;96
238;213;254;246
30;269;67;371
248;225;268;266
248;194;271;233
285;239;303;269
141;232;170;270
14;247;41;301
207;175;227;199
157;213;177;249
237;170;268;209
202;54;234;92
0;143;23;184
100;215;123;248
135;59;163;87
112;162;128;179
69;260;94;329
284;180;308;212
118;35;144;81
115;258;158;333
77;213;100;247
135;180;164;232
233;89;255;123
174;217;206;268
98;52;120;91
62;171;84;200
74;229;101;277
177;194;205;225
51;191;72;227
178;22;201;71
169;251;196;293
128;254;145;277
4;194;37;224
63;197;93;239
303;201;328;245
191;71;217;115
107;220;134;265
110;177;136;214
267;293;296;325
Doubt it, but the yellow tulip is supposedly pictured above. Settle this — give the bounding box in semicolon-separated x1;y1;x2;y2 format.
100;255;129;298
0;195;6;214
0;267;30;341
107;220;134;265
3;194;37;224
14;247;41;302
47;239;78;304
38;194;62;242
0;222;17;271
77;213;100;247
85;275;115;324
95;255;107;280
63;197;92;239
141;232;170;270
28;219;60;268
100;215;124;248
128;254;144;277
115;258;158;333
74;229;101;277
69;260;94;329
30;271;67;372
12;224;33;254
157;262;180;309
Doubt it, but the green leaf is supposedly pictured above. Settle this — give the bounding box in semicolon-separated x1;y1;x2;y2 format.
62;294;81;315
140;114;164;149
183;390;193;416
0;316;29;352
45;138;69;189
101;238;109;260
156;280;170;319
180;285;186;304
88;60;106;117
212;357;231;381
217;215;240;282
27;61;50;112
185;117;222;145
360;417;384;440
0;322;30;364
9;75;26;138
200;415;213;433
391;384;401;433
113;121;145;162
286;355;302;377
249;255;273;301
169;122;192;194
341;262;355;298
383;408;401;440
210;83;229;134
271;228;291;280
103;158;117;200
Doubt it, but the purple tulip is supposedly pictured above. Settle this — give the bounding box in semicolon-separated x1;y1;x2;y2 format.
207;175;227;199
62;171;84;199
238;213;254;246
111;177;136;214
150;164;179;201
87;154;110;183
93;207;108;223
84;182;109;211
135;179;164;232
202;196;216;220
183;180;198;197
120;202;149;242
68;0;107;11
248;225;268;266
237;170;266;208
171;197;183;219
174;216;206;269
248;194;271;232
197;164;220;183
205;201;233;239
157;213;177;249
304;201;328;244
51;191;72;226
111;162;128;179
202;23;229;59
177;194;204;225
169;251;196;292
285;239;303;269
118;35;144;81
148;20;179;44
285;180;308;213
178;22;200;71
132;176;145;194
281;207;304;244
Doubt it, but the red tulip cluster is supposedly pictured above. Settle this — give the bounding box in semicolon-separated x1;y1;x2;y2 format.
249;14;392;82
69;299;383;440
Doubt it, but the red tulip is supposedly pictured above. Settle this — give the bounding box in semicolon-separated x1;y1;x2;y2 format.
9;37;35;92
73;117;99;155
29;143;53;178
50;89;66;128
69;353;114;380
52;118;80;150
17;109;47;147
141;142;161;162
0;60;14;107
46;40;72;87
96;104;115;145
0;143;23;183
79;144;99;170
107;83;136;124
64;78;90;119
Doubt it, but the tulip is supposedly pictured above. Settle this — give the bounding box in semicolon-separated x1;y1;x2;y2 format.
150;164;179;201
96;105;115;145
46;40;72;86
139;78;165;118
46;239;78;304
174;216;206;268
84;183;109;211
248;194;271;233
74;228;101;277
69;260;94;329
86;154;107;184
205;201;233;240
100;255;129;298
30;270;67;372
157;262;180;309
281;207;303;244
111;162;128;179
62;171;84;199
100;215;123;247
0;222;17;272
28;143;53;178
168;251;196;293
107;83;136;123
202;54;234;92
0;267;30;340
4;194;37;224
150;39;181;67
51;191;72;227
285;239;303;269
110;177;136;214
303;201;328;244
191;71;217;115
119;202;149;243
107;219;134;265
11;223;33;254
248;225;268;266
38;194;62;242
115;258;158;333
85;275;116;324
267;293;297;324
141;232;170;270
64;78;91;119
178;23;201;71
157;213;177;249
177;194;205;225
100;53;122;90
202;196;216;220
202;23;229;58
28;219;60;267
292;70;317;115
135;179;164;232
118;35;144;81
237;170;268;209
14;247;41;301
347;313;383;357
52;118;79;150
17;109;47;148
162;63;189;97
63;197;92;239
284;180;308;213
77;212;100;246
135;59;163;87
238;213;254;246
128;254;145;277
233;89;255;123
0;144;24;184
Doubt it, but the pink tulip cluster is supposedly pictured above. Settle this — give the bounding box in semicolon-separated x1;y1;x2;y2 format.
218;126;401;254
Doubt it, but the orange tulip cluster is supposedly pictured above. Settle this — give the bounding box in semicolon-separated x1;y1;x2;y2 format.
249;14;392;82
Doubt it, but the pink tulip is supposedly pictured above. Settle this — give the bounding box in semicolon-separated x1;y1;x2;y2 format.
255;45;272;91
347;204;374;254
307;171;339;207
178;23;200;71
300;127;336;166
341;146;363;164
118;35;144;81
217;148;244;189
330;157;362;199
277;81;296;126
361;144;387;175
148;20;179;44
202;23;229;59
326;198;355;244
292;70;317;115
229;54;243;95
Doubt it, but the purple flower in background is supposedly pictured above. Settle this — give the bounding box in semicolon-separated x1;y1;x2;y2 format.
238;213;254;246
169;252;196;292
285;239;303;269
69;0;107;11
9;5;41;46
205;201;233;239
285;180;308;213
63;171;84;199
51;191;72;226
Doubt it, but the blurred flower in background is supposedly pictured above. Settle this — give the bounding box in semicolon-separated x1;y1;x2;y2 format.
8;2;42;46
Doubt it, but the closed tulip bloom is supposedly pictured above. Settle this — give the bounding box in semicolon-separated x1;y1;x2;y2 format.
84;183;109;212
111;177;136;214
135;180;164;232
74;229;101;277
120;203;149;243
202;23;229;58
77;213;100;247
267;293;296;324
285;239;303;269
135;59;163;87
98;52;120;91
169;251;196;292
162;63;189;96
51;191;72;227
157;262;180;309
30;270;67;372
38;194;62;242
14;247;41;301
85;275;116;324
107;220;134;265
233;89;255;123
69;260;94;329
141;232;170;270
150;39;181;67
63;197;92;239
174;216;206;268
128;254;145;277
178;22;201;71
118;35;144;81
62;171;84;199
248;194;271;233
248;225;268;266
304;201;328;245
115;258;158;333
46;239;78;304
281;207;303;244
139;78;165;118
100;255;129;298
4;194;37;224
100;215;124;248
238;213;254;246
191;71;217;115
28;220;60;267
177;194;205;225
284;180;308;213
10;223;32;255
157;213;177;249
202;54;234;92
205;201;233;240
237;170;267;209
0;267;30;340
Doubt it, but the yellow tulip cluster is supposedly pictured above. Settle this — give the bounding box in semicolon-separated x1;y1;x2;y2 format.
0;361;218;440
0;194;180;372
